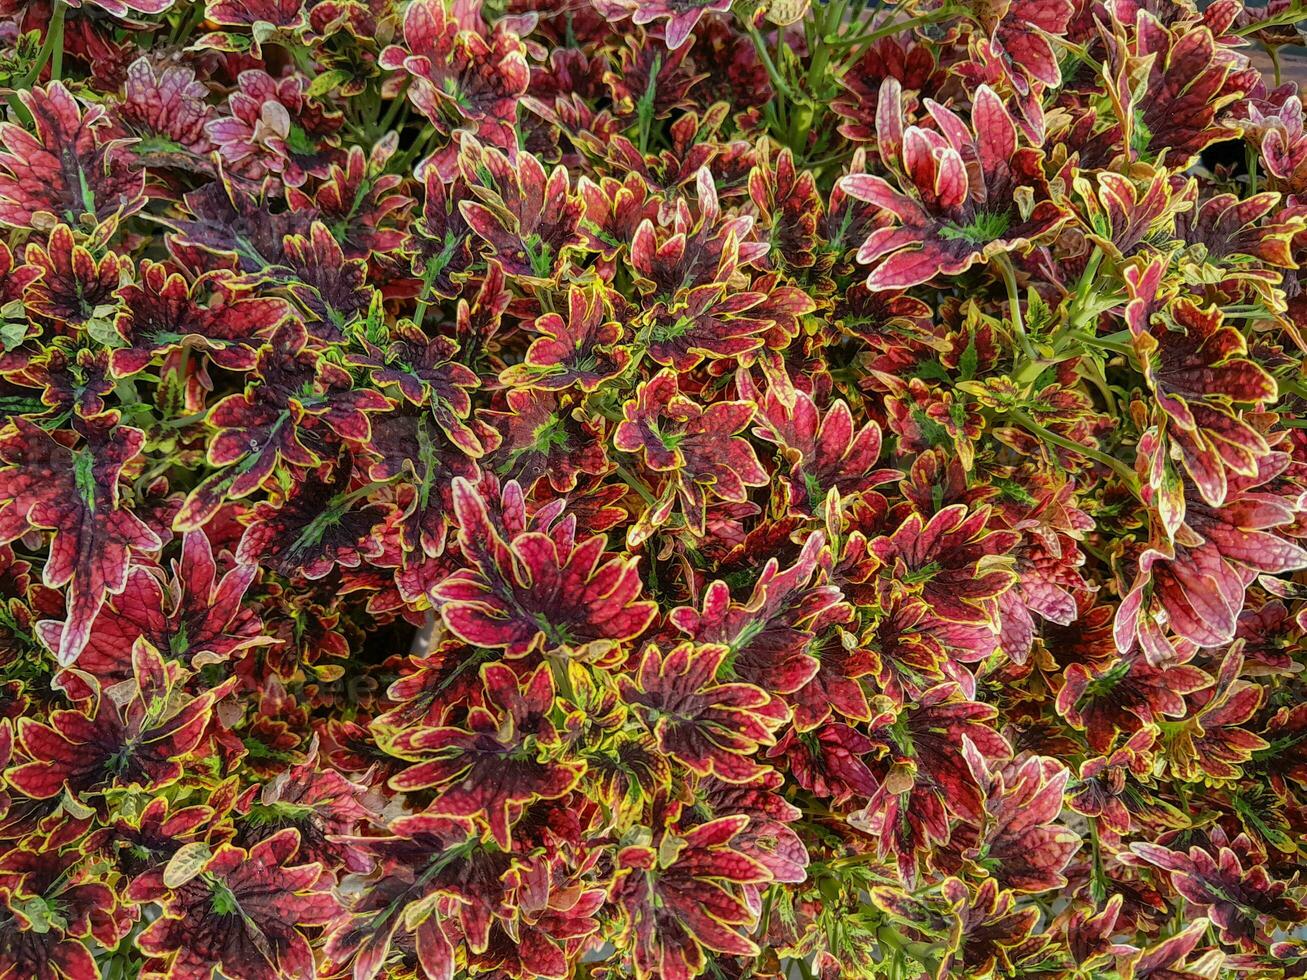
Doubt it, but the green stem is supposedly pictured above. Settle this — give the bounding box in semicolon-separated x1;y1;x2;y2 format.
1279;374;1307;398
1070;331;1135;357
161;408;210;429
1235;2;1307;36
1010;410;1141;494
335;478;397;508
1056;39;1107;76
800;146;854;173
801;0;841;109
281;40;316;75
815;0;843;39
755;884;775;945
826;8;956;53
412;256;441;328
634;52;661;154
1070;246;1104;320
875;924;940;974
18;0;65;89
1014;351;1055;388
994;253;1037;362
48;1;65;81
374;85;409;137
612;462;657;507
549;654;576;703
1088;817;1107;905
171;2;208;47
395;125;442;172
366;839;477;932
1090;327;1133;346
745;23;802;103
139;457;179;486
1080;356;1119;417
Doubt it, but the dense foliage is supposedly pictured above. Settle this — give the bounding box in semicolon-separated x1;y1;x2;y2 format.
1;0;1307;976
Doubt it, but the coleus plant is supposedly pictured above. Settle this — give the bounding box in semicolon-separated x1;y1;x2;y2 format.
0;0;1307;977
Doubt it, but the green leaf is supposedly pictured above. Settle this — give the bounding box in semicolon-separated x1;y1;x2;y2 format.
958;336;978;381
86;305;126;349
308;69;351;99
0;319;27;352
16;896;54;933
61;789;95;820
164;841;213;888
